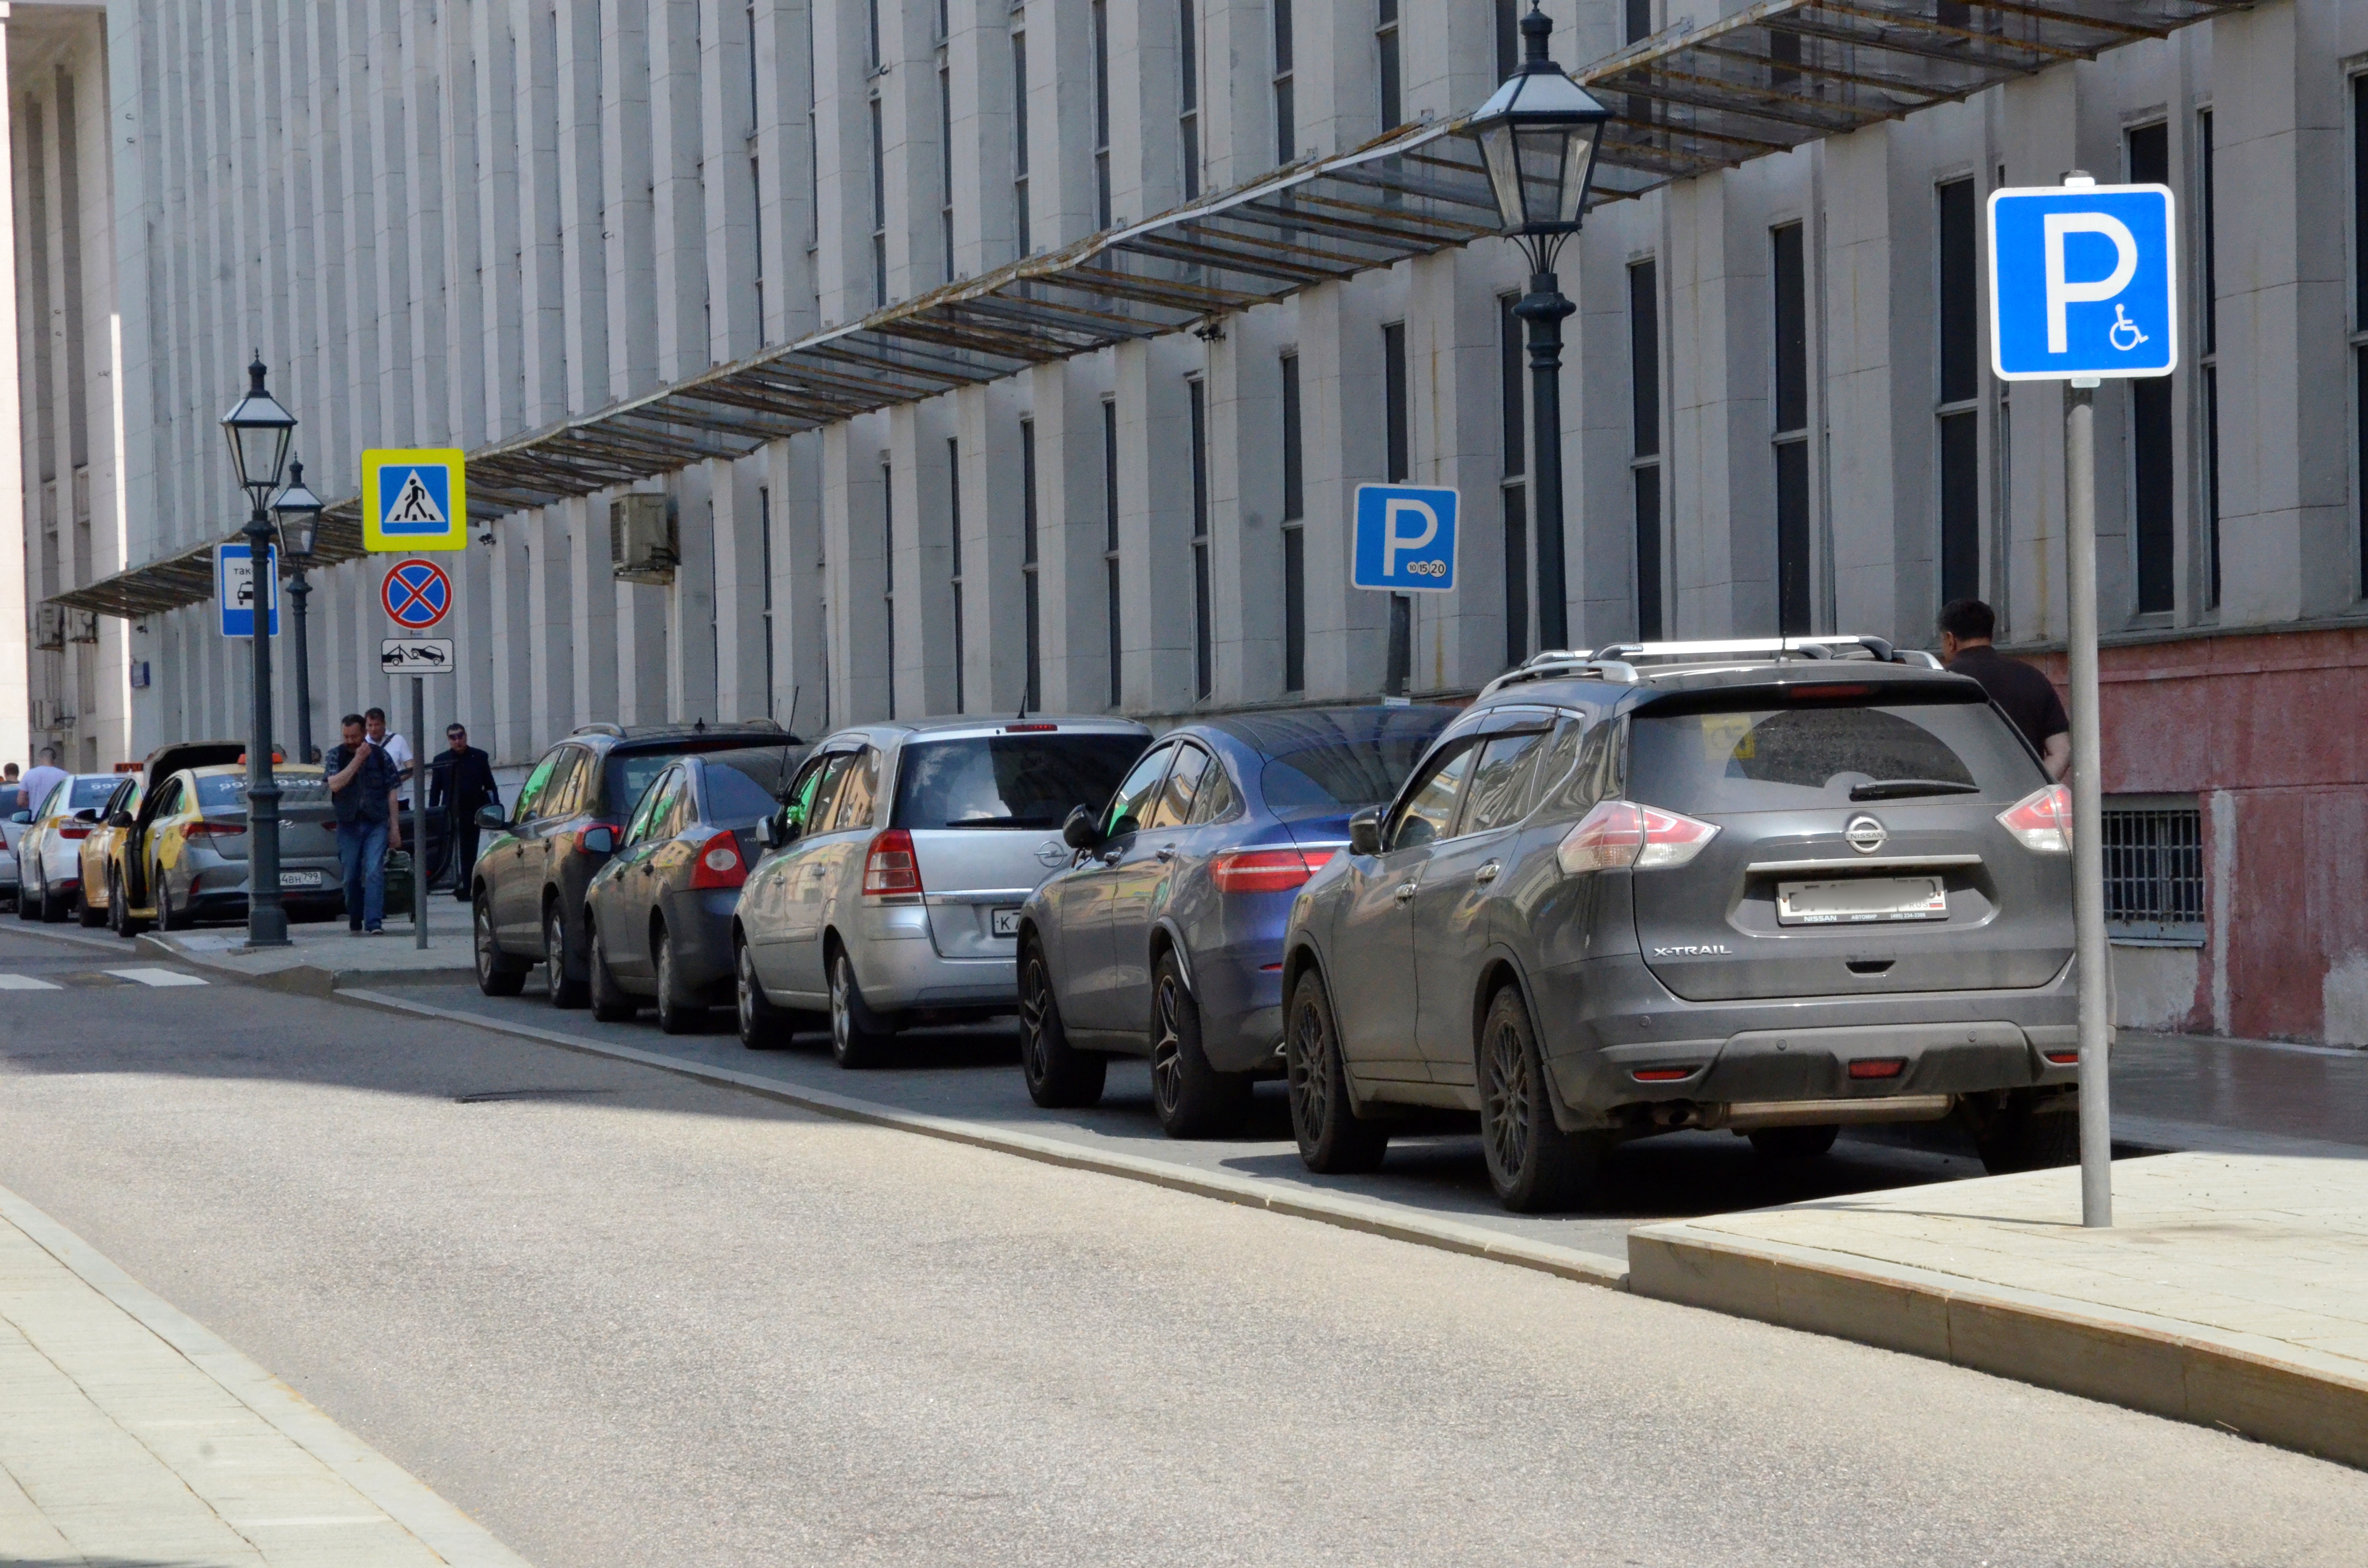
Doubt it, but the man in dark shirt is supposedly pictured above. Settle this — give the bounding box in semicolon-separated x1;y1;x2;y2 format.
1938;599;2070;781
324;712;402;934
428;723;501;901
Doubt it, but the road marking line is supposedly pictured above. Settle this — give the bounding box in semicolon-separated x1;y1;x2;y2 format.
0;974;61;990
103;967;209;988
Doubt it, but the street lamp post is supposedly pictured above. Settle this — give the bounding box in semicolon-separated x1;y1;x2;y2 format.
1466;5;1611;656
273;460;323;766
221;355;298;950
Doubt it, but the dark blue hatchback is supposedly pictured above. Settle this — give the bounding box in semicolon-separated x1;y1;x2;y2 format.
1014;705;1454;1137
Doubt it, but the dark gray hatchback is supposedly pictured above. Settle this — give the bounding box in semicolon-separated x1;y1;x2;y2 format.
1282;640;2083;1212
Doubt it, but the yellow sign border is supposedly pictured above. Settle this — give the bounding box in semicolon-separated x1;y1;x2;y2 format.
361;447;469;551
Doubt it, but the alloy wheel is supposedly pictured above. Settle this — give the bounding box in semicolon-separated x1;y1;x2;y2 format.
1288;996;1329;1136
830;958;851;1056
1149;976;1186;1116
544;910;566;999
1482;1017;1531;1179
736;945;758;1038
1018;956;1052;1081
475;901;498;982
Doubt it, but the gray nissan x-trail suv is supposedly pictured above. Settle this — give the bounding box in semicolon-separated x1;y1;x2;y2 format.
1281;637;2084;1213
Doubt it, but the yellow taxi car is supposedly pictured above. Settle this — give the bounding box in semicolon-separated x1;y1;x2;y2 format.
74;773;140;929
111;756;345;932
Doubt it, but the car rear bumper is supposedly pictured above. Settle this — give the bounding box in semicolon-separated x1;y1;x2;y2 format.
1529;950;2081;1128
846;902;1019;1011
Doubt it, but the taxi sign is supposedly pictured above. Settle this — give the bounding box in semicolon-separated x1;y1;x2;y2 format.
362;447;468;550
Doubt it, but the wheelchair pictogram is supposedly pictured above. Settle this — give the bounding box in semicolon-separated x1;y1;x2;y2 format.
2108;304;2149;352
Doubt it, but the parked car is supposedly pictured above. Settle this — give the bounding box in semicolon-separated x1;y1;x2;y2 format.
471;723;802;1005
12;772;122;922
1013;706;1455;1136
1281;638;2084;1212
734;718;1151;1064
97;742;246;935
122;762;347;929
74;776;140;927
581;749;800;1033
0;782;26;907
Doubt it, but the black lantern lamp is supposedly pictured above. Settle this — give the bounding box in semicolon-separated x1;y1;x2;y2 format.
222;355;297;504
273;459;324;767
219;355;298;948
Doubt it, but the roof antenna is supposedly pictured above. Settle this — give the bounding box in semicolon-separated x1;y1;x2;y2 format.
784;685;801;738
693;716;707;733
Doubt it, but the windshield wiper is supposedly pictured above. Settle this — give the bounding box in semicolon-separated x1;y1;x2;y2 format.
1848;778;1981;801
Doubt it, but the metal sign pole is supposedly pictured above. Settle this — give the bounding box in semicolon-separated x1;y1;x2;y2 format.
412;673;428;950
2064;374;2111;1227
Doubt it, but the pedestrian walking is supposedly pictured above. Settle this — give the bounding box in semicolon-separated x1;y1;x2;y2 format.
428;723;499;901
364;709;415;812
324;714;402;934
18;748;69;819
1939;599;2070;782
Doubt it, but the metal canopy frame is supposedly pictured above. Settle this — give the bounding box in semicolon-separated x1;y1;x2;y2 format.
53;0;2244;622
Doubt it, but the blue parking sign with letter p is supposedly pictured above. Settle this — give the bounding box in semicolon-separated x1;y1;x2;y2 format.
1352;483;1459;593
1988;183;2177;381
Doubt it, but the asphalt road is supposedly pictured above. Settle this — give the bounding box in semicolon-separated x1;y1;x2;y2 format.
4;923;2367;1567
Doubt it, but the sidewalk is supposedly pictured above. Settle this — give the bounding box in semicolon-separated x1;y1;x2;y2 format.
139;894;476;993
1630;1152;2368;1470
0;1181;530;1567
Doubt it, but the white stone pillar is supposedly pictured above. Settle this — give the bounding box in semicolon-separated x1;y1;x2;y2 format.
0;7;29;770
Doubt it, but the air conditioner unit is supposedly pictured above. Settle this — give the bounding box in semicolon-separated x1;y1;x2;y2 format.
33;605;65;649
68;610;99;644
610;493;677;585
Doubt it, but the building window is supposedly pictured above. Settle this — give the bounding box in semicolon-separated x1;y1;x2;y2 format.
1499;295;1529;666
1188;377;1213;699
1625;0;1653;43
1629;258;1664;641
1272;0;1295;165
939;63;955;282
2197;108;2220;608
1937;177;1980;607
1494;0;1519;78
759;485;776;717
1093;0;1112;226
1772;222;1811;635
1178;0;1200;201
749;2;766;328
1383;320;1412;694
948;437;965;712
866;0;882;70
869;96;888;308
1021;417;1042;712
2103;798;2205;943
2356;75;2368;600
1011;31;1030;256
2126;122;2174;615
1103;397;1122;706
882;460;898;718
1281;352;1306;693
1376;0;1401;134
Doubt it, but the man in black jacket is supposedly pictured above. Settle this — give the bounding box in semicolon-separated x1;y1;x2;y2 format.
1939;599;2070;782
428;723;501;900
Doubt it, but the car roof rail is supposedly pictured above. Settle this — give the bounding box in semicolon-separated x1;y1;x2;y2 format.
570;722;626;738
1587;635;1919;666
1478;650;1641;698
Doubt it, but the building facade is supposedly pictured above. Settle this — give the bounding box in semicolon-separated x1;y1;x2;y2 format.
7;0;2367;1041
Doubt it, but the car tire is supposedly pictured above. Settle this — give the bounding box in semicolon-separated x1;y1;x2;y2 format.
1148;951;1252;1139
37;867;67;924
543;900;588;1009
1285;969;1390;1175
74;879;104;927
14;867;35;920
736;937;801;1049
1477;984;1603;1214
473;892;529;996
157;873;192;932
1749;1125;1840;1160
1972;1093;2080;1175
654;927;700;1036
108;871;139;939
586;919;637;1023
827;948;892;1069
1018;936;1106;1109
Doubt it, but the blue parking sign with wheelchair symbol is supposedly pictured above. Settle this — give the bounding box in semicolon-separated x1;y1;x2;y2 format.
1988;183;2177;381
1352;484;1459;594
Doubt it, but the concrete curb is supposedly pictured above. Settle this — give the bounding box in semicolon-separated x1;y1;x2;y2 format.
0;1179;538;1567
133;930;474;996
1628;1218;2368;1471
338;986;1633;1292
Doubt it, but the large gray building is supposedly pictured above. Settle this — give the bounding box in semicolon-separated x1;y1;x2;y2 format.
12;0;2368;1040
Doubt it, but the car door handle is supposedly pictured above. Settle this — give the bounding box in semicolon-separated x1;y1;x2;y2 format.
1393;882;1418;903
805;864;827;878
1474;861;1501;883
1154;845;1176;862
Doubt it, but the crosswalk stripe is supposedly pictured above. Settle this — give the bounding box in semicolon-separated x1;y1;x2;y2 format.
0;974;62;991
102;968;209;988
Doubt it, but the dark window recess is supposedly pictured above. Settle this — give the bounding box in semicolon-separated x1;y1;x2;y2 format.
1633;466;1663;641
2359;350;2368;600
1773;224;1808;434
2356;76;2368;331
1503;485;1528;667
2197;109;2216;357
1775;442;1812;635
883;463;897;718
1281;353;1305;517
1376;0;1401;133
1021;419;1042;712
2127;120;2168;191
2132;376;2175;614
1629;262;1661;459
1383;322;1410;482
1939;411;1980;605
1273;0;1295;164
1625;0;1653;45
1938;179;1978;404
1281;352;1305;693
2203;365;2221;609
1189;379;1212;699
1498;295;1525;478
1103;399;1121;707
948;440;965;711
1495;0;1520;76
1772;223;1812;636
2102;804;2205;940
1178;0;1200;200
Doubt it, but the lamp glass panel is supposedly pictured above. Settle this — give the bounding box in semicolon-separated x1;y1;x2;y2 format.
1478;121;1526;230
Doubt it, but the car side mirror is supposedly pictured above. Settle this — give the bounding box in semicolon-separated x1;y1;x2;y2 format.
1348;807;1383;858
107;811;134;829
8;811;28;825
474;804;508;832
579;825;617;855
753;814;779;850
73;808;100;823
1061;804;1103;852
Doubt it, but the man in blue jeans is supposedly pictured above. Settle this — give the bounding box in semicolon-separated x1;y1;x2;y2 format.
324;712;402;934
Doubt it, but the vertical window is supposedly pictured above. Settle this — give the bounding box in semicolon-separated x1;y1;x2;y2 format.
1772;222;1812;635
1937;177;1981;607
1178;0;1200;200
1383;321;1411;694
2198;109;2220;608
1500;295;1529;666
1103;397;1122;706
948;437;965;711
2357;76;2368;599
1629;259;1664;640
1272;0;1295;165
1011;31;1030;256
1625;0;1654;43
1376;0;1401;134
866;0;882;71
750;2;766;328
939;64;955;282
869;96;888;307
1189;378;1213;699
1093;0;1113;226
1281;352;1306;692
2127;122;2173;614
1494;0;1519;78
759;485;776;717
1021;418;1042;712
882;461;897;718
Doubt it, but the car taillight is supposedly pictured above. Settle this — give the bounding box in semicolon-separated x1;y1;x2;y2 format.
185;821;246;839
862;829;924;896
1554;800;1720;875
2044;1049;2081;1066
1209;847;1335;894
691;837;747;890
1997;784;2072;854
57;824;91;840
1849;1058;1907;1080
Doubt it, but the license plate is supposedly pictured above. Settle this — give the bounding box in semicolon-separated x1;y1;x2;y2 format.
279;869;324;889
1776;875;1947;925
990;906;1023;938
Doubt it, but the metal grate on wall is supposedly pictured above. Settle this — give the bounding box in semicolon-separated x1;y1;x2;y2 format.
2102;802;2205;944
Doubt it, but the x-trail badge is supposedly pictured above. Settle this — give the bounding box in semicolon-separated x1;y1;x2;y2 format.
1845;815;1887;854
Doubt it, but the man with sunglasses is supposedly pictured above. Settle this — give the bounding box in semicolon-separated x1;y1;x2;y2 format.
428;723;501;901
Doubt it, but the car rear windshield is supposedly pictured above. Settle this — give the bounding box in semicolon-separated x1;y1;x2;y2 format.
1627;693;2043;816
66;778;117;809
891;734;1147;830
1261;734;1442;811
195;774;325;810
604;739;785;819
702;760;785;825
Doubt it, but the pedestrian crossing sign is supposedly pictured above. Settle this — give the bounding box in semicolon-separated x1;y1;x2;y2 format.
362;448;468;551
